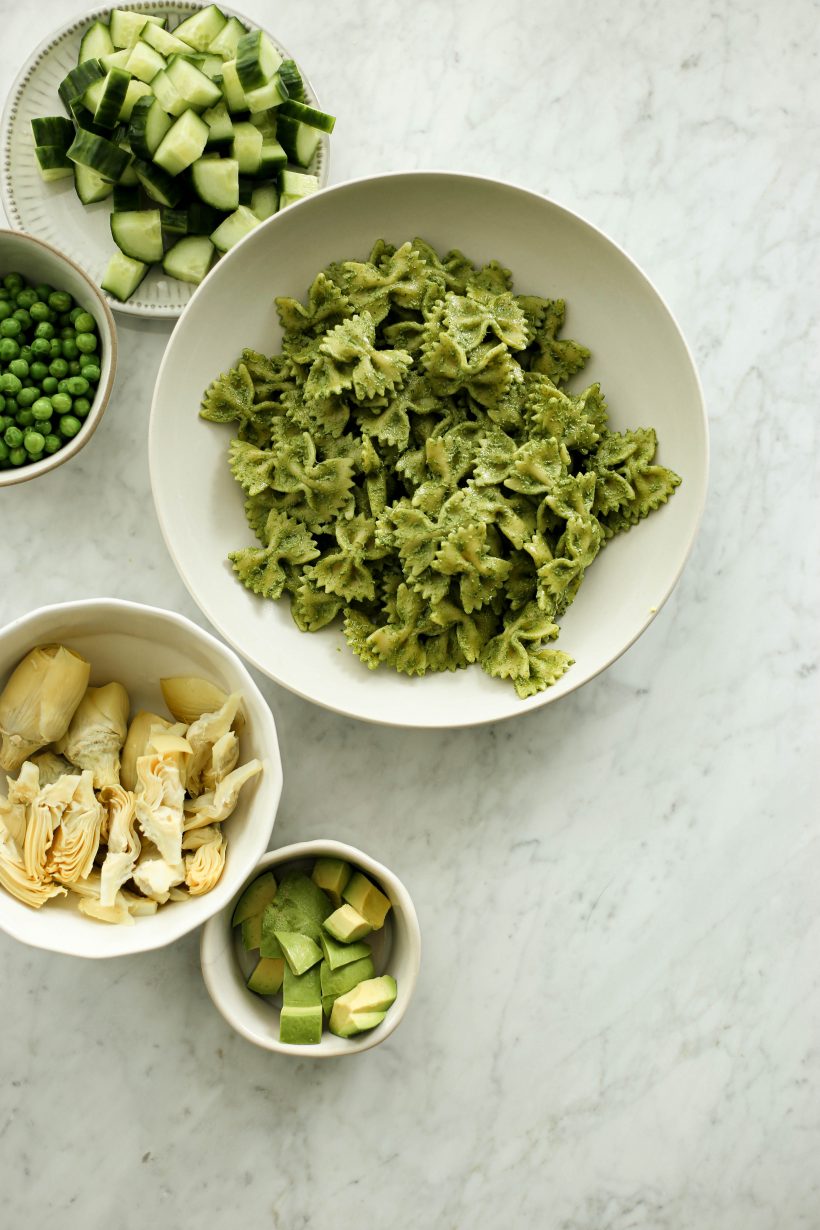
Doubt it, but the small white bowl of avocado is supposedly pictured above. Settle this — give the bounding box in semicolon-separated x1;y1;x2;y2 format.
200;839;421;1056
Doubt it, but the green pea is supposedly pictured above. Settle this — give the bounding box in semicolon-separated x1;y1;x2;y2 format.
0;317;22;338
60;326;75;339
42;377;58;395
58;311;73;326
76;332;97;354
49;340;63;358
16;288;37;310
61;338;79;360
59;414;82;438
23;430;45;455
66;376;89;396
9;446;26;466
4;425;23;447
50;393;72;414
31;399;53;421
81;363;101;383
0;338;19;362
3;398;17;415
48;290;73;313
16;387;38;408
49;358;68;378
0;372;22;394
29;361;48;381
68;361;80;375
43;433;61;454
30;338;49;357
9;359;29;379
3;274;24;294
16;410;34;428
0;440;8;462
74;311;96;333
0;415;8;431
72;397;91;418
13;308;31;329
28;301;50;322
34;321;55;340
0;302;11;321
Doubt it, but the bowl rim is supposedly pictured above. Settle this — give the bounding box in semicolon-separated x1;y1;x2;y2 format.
0;596;283;958
0;0;330;320
150;168;709;728
200;838;422;1057
0;227;117;488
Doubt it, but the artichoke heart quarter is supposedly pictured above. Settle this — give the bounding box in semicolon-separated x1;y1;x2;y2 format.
0;645;90;774
45;771;105;885
57;682;130;790
134;755;185;865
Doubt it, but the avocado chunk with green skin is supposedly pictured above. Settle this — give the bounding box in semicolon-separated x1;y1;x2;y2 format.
342;872;392;929
246;956;285;996
241;912;264;951
263;871;333;941
276;930;323;976
283;963;321;1007
329;975;397;1037
280;1004;323;1045
319;932;372;971
323;904;372;943
311;857;351;909
319;954;375;1009
231;871;277;926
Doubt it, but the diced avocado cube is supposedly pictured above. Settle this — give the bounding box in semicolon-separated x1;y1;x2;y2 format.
280;1005;322;1045
232;870;277;926
319;955;375;1012
312;857;351;909
328;975;397;1037
282;963;321;1007
323;904;372;943
261;897;312;945
342;872;392;929
246;956;284;996
319;932;372;971
241;912;263;951
278;870;334;920
276;930;323;976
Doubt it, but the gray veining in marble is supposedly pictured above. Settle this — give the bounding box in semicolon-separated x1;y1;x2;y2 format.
0;0;818;1226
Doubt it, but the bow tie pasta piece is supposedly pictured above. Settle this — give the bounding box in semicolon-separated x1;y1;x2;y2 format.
201;238;681;696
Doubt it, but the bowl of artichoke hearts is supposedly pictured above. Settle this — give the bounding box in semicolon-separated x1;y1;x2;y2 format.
0;598;282;958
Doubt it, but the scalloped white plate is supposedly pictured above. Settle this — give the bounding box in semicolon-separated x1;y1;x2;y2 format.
0;1;329;319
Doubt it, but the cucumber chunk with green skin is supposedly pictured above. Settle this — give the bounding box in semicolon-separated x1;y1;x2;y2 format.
208;15;248;59
322;904;372;943
343;871;392;928
100;48;132;72
187;201;225;234
241;911;263;951
163;235;215;284
75;163;115;204
232;870;277;925
319;932;371;971
231;122;262;174
319;955;376;1012
128;95;172;159
59;59;105;110
153;108;209;175
112;182;141;211
92;69;131;129
203;100;233;146
69;101;109;138
250;182;278;220
246;956;285;996
257;140;286;178
100;250;148;301
191;156;239;211
111;208;163;262
31;116;75;150
109;10;150;49
165;55;222;110
161;206;189;235
243;74;288;113
235;29;282;91
79;21;114;65
133;158;181;208
118;78;152;122
150;69;187;117
278;59;306;104
279;98;336;134
173;4;228;52
142;21;190;57
276;930;323;975
219;59;248;113
282;963;321;1007
125;39;166;84
279;168;320;198
198;54;224;81
312;858;352;909
276;116;320;168
210;204;260;252
35;146;73;181
67;129;131;182
280;1005;322;1045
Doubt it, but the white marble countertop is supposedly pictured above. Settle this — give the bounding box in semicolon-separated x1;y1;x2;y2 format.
1;1;818;1225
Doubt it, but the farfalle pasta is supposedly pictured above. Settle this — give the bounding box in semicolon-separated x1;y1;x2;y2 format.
202;239;681;697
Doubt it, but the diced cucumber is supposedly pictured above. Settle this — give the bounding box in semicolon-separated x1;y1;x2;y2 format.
150;69;188;117
231;121;262;174
117;144;138;185
67;129;131;181
279;98;336;134
208;15;247;59
219;60;248;112
100;48;132;72
31;116;74;150
59;59;105;110
112;182;141;210
165;55;222;110
125;40;166;84
79;21;114;65
109;10;149;49
235;30;282;91
162;234;215;284
153;108;209;174
118;78;152;121
248;109;277;138
258;139;286;177
238;176;253;205
101;250;148;300
210;204;259;252
173;5;227;52
110;208;163;262
92;68;131;129
243;74;288;113
133;158;182;207
278;59;306;103
35;146;73;181
128;95;172;158
191;156;239;210
187;201;225;234
277;116;320;168
142;21;190;57
69;101;109;137
75;162;115;203
198;54;224;80
203;99;233;146
161;206;189;235
250;182;278;220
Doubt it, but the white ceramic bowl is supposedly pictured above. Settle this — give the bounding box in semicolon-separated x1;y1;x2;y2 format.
0;599;282;958
0;1;330;319
0;228;116;487
150;171;708;728
201;839;421;1057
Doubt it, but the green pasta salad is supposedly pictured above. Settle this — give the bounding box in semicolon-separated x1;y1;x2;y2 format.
200;238;681;696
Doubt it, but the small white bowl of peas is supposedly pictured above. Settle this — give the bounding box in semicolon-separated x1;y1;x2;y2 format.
0;228;116;486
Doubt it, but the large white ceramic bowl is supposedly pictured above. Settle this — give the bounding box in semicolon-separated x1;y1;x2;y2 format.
150;171;708;728
0;1;329;319
0;599;282;958
201;839;421;1058
0;228;116;487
